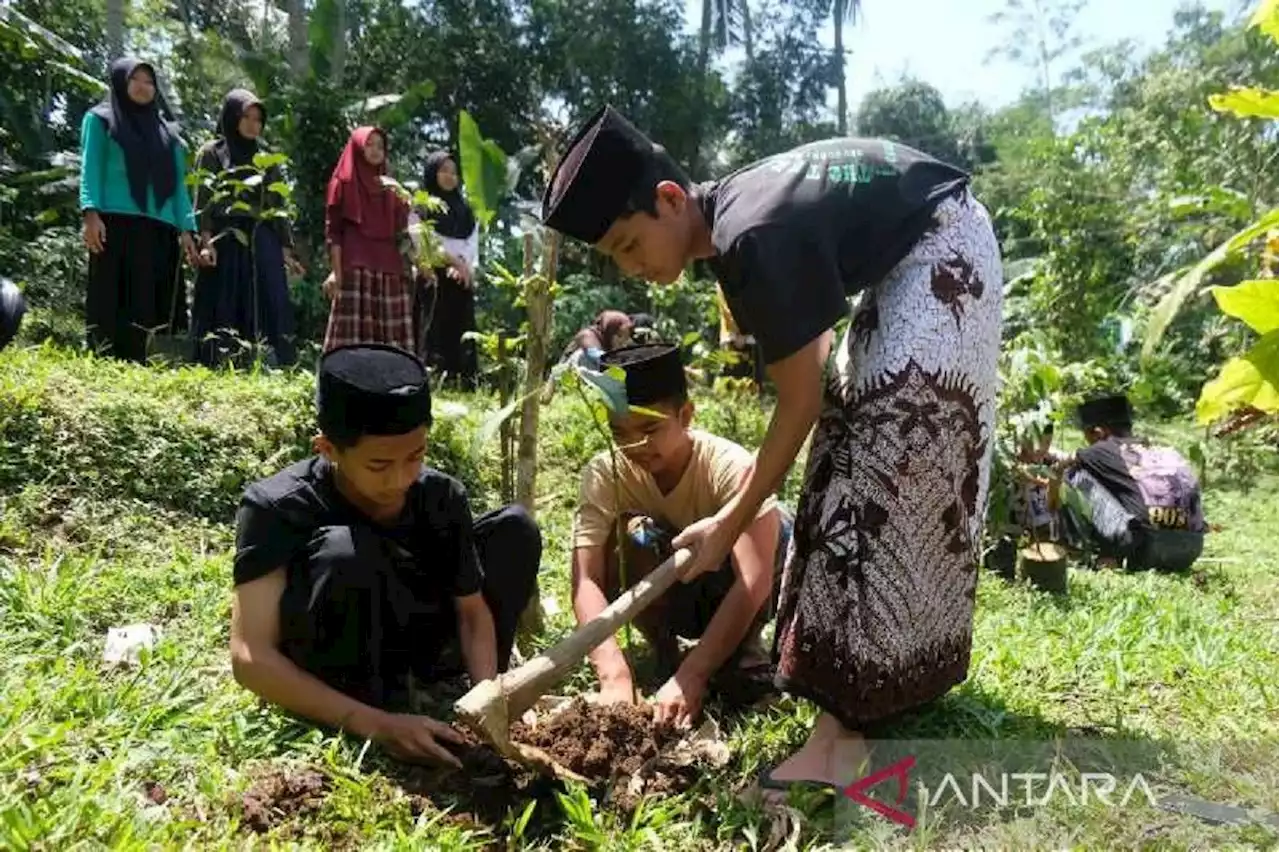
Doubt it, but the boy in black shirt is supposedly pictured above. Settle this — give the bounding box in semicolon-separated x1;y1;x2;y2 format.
230;345;541;765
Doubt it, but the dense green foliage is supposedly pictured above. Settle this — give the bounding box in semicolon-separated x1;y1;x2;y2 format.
2;1;1275;416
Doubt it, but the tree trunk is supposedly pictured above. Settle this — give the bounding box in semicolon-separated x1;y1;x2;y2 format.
515;233;552;512
497;334;514;504
691;0;713;175
514;235;556;509
741;0;754;62
697;0;713;87
329;0;347;87
514;228;558;636
105;0;124;58
286;0;309;83
1033;0;1054;119
833;0;847;135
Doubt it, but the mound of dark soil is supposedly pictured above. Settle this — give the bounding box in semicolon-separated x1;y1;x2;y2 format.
387;730;560;833
511;698;679;779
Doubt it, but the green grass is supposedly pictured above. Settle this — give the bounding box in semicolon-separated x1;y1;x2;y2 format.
1;345;1276;849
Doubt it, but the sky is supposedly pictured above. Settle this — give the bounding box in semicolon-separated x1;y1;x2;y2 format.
681;0;1241;112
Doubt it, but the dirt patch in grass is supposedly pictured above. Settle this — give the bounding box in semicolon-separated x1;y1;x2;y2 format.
238;768;331;834
385;731;560;834
143;780;168;805
385;700;719;828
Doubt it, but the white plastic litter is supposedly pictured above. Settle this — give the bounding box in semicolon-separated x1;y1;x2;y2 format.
103;623;159;665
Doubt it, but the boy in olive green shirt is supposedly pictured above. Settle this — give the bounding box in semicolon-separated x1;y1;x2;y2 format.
570;343;790;728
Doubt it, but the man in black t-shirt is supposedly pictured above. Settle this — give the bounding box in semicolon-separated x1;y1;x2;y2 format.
1057;393;1207;572
230;345;541;766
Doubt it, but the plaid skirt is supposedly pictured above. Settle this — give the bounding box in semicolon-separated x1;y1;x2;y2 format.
773;191;1003;730
323;266;414;353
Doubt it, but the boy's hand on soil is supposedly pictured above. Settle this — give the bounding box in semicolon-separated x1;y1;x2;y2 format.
372;713;465;767
653;670;706;729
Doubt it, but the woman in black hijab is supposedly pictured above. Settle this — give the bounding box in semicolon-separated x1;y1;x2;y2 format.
79;57;198;362
190;89;303;367
415;150;479;389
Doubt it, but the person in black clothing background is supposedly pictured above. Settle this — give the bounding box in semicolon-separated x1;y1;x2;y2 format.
192;89;303;367
417;151;480;388
229;345;541;765
0;279;25;352
1056;393;1207;572
80;57;199;362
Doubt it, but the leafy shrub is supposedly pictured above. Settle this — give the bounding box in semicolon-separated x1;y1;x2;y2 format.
0;346;316;519
0;347;490;520
1189;420;1279;492
498;269;722;360
691;387;769;451
426;392;502;507
1;226;85;349
649;272;719;349
547;272;648;353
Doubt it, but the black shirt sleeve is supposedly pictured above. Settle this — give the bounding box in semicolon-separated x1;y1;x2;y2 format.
440;479;483;598
1075;441;1147;522
233;487;309;585
722;224;849;364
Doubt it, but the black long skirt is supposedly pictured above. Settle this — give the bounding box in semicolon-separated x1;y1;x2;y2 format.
191;222;296;367
420;271;478;389
85;212;185;363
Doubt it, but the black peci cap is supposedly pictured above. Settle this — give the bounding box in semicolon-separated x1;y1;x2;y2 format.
1076;394;1133;430
316;345;432;442
541;105;659;244
601;342;687;407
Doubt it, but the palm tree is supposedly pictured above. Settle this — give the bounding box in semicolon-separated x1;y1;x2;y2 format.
699;0;754;66
106;0;124;57
284;0;348;86
287;0;308;83
693;0;753;172
831;0;861;134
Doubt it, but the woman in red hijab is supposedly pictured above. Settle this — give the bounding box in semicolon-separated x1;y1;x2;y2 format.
322;126;411;352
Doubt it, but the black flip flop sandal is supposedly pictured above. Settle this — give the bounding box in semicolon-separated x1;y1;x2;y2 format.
755;767;838;794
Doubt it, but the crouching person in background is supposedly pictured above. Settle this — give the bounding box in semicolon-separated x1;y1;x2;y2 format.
229;344;541;765
561;309;656;364
1056;393;1207;572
